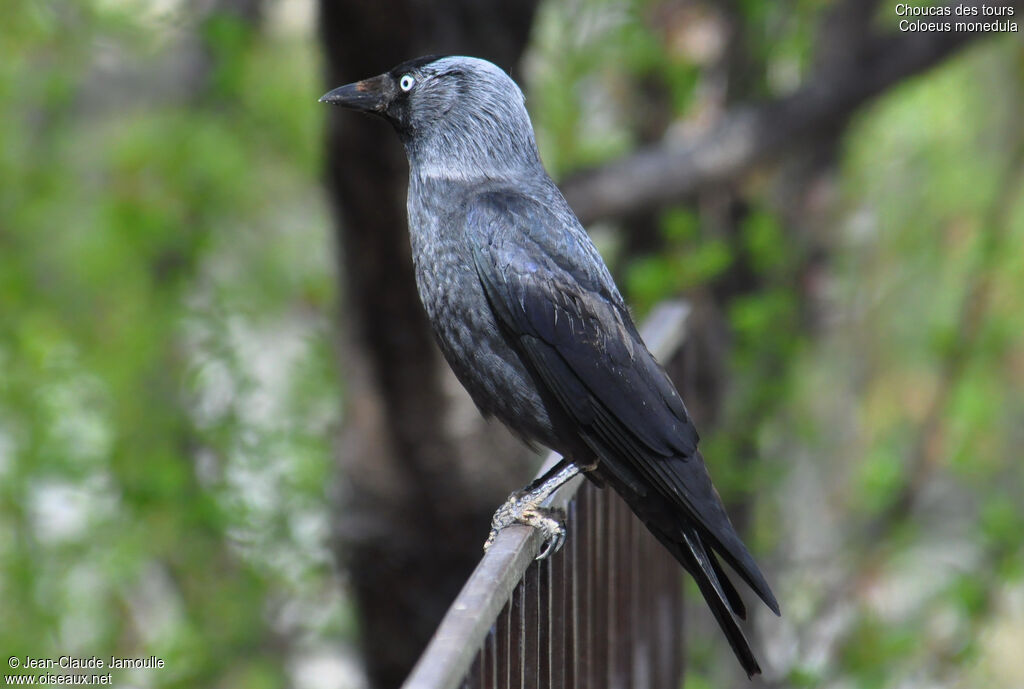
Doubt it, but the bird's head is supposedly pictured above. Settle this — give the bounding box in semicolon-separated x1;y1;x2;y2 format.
320;55;541;180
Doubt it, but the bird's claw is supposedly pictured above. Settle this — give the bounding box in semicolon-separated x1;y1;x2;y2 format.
484;490;566;560
534;514;566;559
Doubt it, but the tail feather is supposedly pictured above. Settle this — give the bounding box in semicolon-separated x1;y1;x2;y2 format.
580;435;776;675
622;483;770;675
637;508;761;677
591;422;780;618
709;536;780;616
708;545;747;620
678;525;762;677
662;450;781;617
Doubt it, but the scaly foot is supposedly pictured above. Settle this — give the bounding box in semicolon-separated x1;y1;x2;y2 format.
483;459;583;560
484;489;567;560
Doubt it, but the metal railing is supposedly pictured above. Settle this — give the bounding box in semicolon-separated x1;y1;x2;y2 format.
403;302;691;689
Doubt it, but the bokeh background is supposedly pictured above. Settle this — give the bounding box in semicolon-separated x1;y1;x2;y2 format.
2;1;1022;688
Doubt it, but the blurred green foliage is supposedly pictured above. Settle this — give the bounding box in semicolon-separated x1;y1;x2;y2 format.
1;2;345;687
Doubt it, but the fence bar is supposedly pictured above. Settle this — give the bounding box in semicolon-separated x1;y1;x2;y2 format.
402;301;691;689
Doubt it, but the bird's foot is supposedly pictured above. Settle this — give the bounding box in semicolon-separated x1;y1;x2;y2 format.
484;459;582;560
484;489;567;560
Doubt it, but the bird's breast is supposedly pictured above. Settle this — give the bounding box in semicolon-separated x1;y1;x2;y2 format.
406;189;560;449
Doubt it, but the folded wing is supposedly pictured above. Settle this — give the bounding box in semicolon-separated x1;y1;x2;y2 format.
467;191;779;676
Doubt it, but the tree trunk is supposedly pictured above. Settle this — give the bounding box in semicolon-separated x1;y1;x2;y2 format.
318;4;540;687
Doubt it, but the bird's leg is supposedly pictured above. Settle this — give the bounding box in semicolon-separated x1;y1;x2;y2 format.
484;458;582;560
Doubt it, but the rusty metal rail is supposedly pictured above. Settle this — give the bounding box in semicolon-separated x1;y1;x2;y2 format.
402;302;691;689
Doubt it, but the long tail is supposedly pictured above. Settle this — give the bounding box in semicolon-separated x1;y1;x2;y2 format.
576;413;778;675
595;452;776;678
631;510;759;677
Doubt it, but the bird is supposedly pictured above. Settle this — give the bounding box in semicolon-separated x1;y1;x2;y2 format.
321;55;779;677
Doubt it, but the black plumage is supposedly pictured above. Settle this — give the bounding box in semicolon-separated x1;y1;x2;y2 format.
321;55;779;677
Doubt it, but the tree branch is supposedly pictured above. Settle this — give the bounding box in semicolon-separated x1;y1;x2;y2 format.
562;2;1018;225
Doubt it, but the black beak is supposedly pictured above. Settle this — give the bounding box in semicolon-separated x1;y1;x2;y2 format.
319;74;393;113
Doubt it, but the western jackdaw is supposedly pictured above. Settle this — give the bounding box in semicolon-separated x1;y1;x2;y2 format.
321;55;779;676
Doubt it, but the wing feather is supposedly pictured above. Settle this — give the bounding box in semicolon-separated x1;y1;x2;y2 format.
467;191;779;623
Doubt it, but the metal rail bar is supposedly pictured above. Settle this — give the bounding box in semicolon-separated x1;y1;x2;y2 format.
402;301;691;689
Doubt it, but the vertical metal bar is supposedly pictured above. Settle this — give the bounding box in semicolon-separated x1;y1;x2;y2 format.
483;627;496;689
616;495;627;689
629;504;650;689
576;485;592;689
652;531;674;687
618;491;634;683
643;516;662;689
589;483;598;687
605;489;618;689
538;560;547;687
639;518;650;689
463;649;479;689
610;493;630;689
594;485;607;689
608;490;620;688
541;558;551;688
566;494;578;689
648;518;660;688
496;603;510;689
590;484;602;689
508;584;523;689
670;547;685;685
489;626;498;689
523;562;540;689
549;510;566;689
551;557;557;689
619;494;631;687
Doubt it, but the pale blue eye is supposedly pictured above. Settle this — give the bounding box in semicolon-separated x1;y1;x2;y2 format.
400;74;415;91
